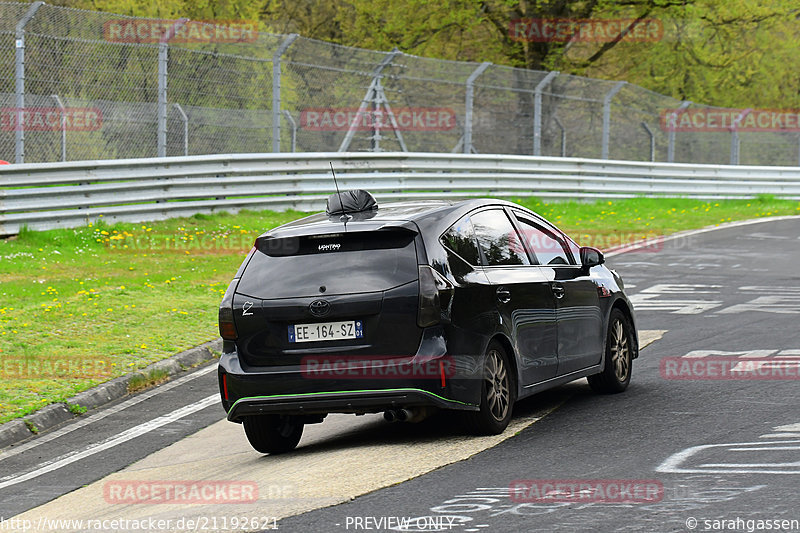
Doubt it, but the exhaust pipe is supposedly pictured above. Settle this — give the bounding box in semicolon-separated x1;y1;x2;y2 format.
385;408;432;423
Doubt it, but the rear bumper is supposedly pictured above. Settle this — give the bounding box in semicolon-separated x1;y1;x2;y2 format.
226;388;476;422
217;331;482;420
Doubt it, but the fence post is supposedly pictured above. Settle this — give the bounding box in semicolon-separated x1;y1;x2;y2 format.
554;117;566;157
533;71;558;156
272;33;298;153
173;103;188;156
601;81;626;160
730;108;752;165
641;121;655;162
14;1;44;164
667;100;691;162
464;62;491;154
51;94;66;162
157;18;188;158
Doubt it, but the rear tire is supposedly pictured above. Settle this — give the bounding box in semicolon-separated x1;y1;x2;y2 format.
462;341;515;435
243;415;303;454
588;309;633;394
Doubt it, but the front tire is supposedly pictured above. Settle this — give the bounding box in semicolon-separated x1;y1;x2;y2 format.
588;308;633;394
243;415;303;454
462;341;515;435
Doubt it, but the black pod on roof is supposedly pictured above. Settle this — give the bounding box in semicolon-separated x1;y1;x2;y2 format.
325;189;379;216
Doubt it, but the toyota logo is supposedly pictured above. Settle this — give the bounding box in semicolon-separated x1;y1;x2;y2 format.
309;299;331;317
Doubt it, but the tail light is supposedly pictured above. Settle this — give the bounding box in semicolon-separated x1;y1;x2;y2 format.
417;265;454;328
219;278;239;340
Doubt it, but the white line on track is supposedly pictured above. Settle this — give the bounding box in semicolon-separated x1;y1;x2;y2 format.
0;364;217;463
656;439;800;474
0;393;219;490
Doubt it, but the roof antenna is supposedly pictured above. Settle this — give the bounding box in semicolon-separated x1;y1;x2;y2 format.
329;162;351;229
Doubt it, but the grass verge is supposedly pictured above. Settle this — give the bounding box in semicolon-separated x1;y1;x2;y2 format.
127;368;171;394
1;196;798;423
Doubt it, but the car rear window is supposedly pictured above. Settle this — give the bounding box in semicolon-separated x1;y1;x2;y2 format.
237;230;419;299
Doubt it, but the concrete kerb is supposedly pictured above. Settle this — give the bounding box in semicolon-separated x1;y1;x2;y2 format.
0;338;222;450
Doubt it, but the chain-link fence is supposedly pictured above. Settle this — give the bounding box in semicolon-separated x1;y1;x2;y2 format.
2;2;799;165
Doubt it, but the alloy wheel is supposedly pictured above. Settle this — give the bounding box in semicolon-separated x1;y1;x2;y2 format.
610;319;630;382
485;349;510;421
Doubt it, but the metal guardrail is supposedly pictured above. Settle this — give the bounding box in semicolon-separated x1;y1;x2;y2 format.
2;152;800;235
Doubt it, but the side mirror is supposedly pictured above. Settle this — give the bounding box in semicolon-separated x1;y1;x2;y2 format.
580;246;604;268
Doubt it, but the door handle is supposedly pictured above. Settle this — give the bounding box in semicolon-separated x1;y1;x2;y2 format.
496;287;511;304
551;283;565;299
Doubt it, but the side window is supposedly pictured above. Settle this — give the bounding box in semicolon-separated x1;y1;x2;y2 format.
514;216;572;266
470;209;530;266
441;215;480;265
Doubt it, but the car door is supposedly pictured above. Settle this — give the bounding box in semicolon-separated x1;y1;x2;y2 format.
510;210;604;375
468;208;558;385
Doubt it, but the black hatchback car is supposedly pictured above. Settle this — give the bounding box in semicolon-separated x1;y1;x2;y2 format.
218;191;638;454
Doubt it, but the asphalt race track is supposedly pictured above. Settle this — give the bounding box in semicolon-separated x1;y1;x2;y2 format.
278;217;800;532
2;216;799;533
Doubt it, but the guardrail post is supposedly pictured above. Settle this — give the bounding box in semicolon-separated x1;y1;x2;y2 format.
157;18;188;158
730;108;752;165
553;117;566;157
601;81;626;160
14;1;44;164
533;71;558;156
51;94;67;162
282;110;297;152
641;121;655;162
173;103;188;156
667;101;691;162
272;33;298;153
464;62;491;154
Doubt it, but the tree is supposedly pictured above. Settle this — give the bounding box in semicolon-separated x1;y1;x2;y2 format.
560;0;800;107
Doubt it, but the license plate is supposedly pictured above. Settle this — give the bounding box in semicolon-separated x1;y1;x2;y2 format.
288;320;363;343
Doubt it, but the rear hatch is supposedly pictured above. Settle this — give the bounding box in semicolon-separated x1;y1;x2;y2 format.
233;225;422;367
